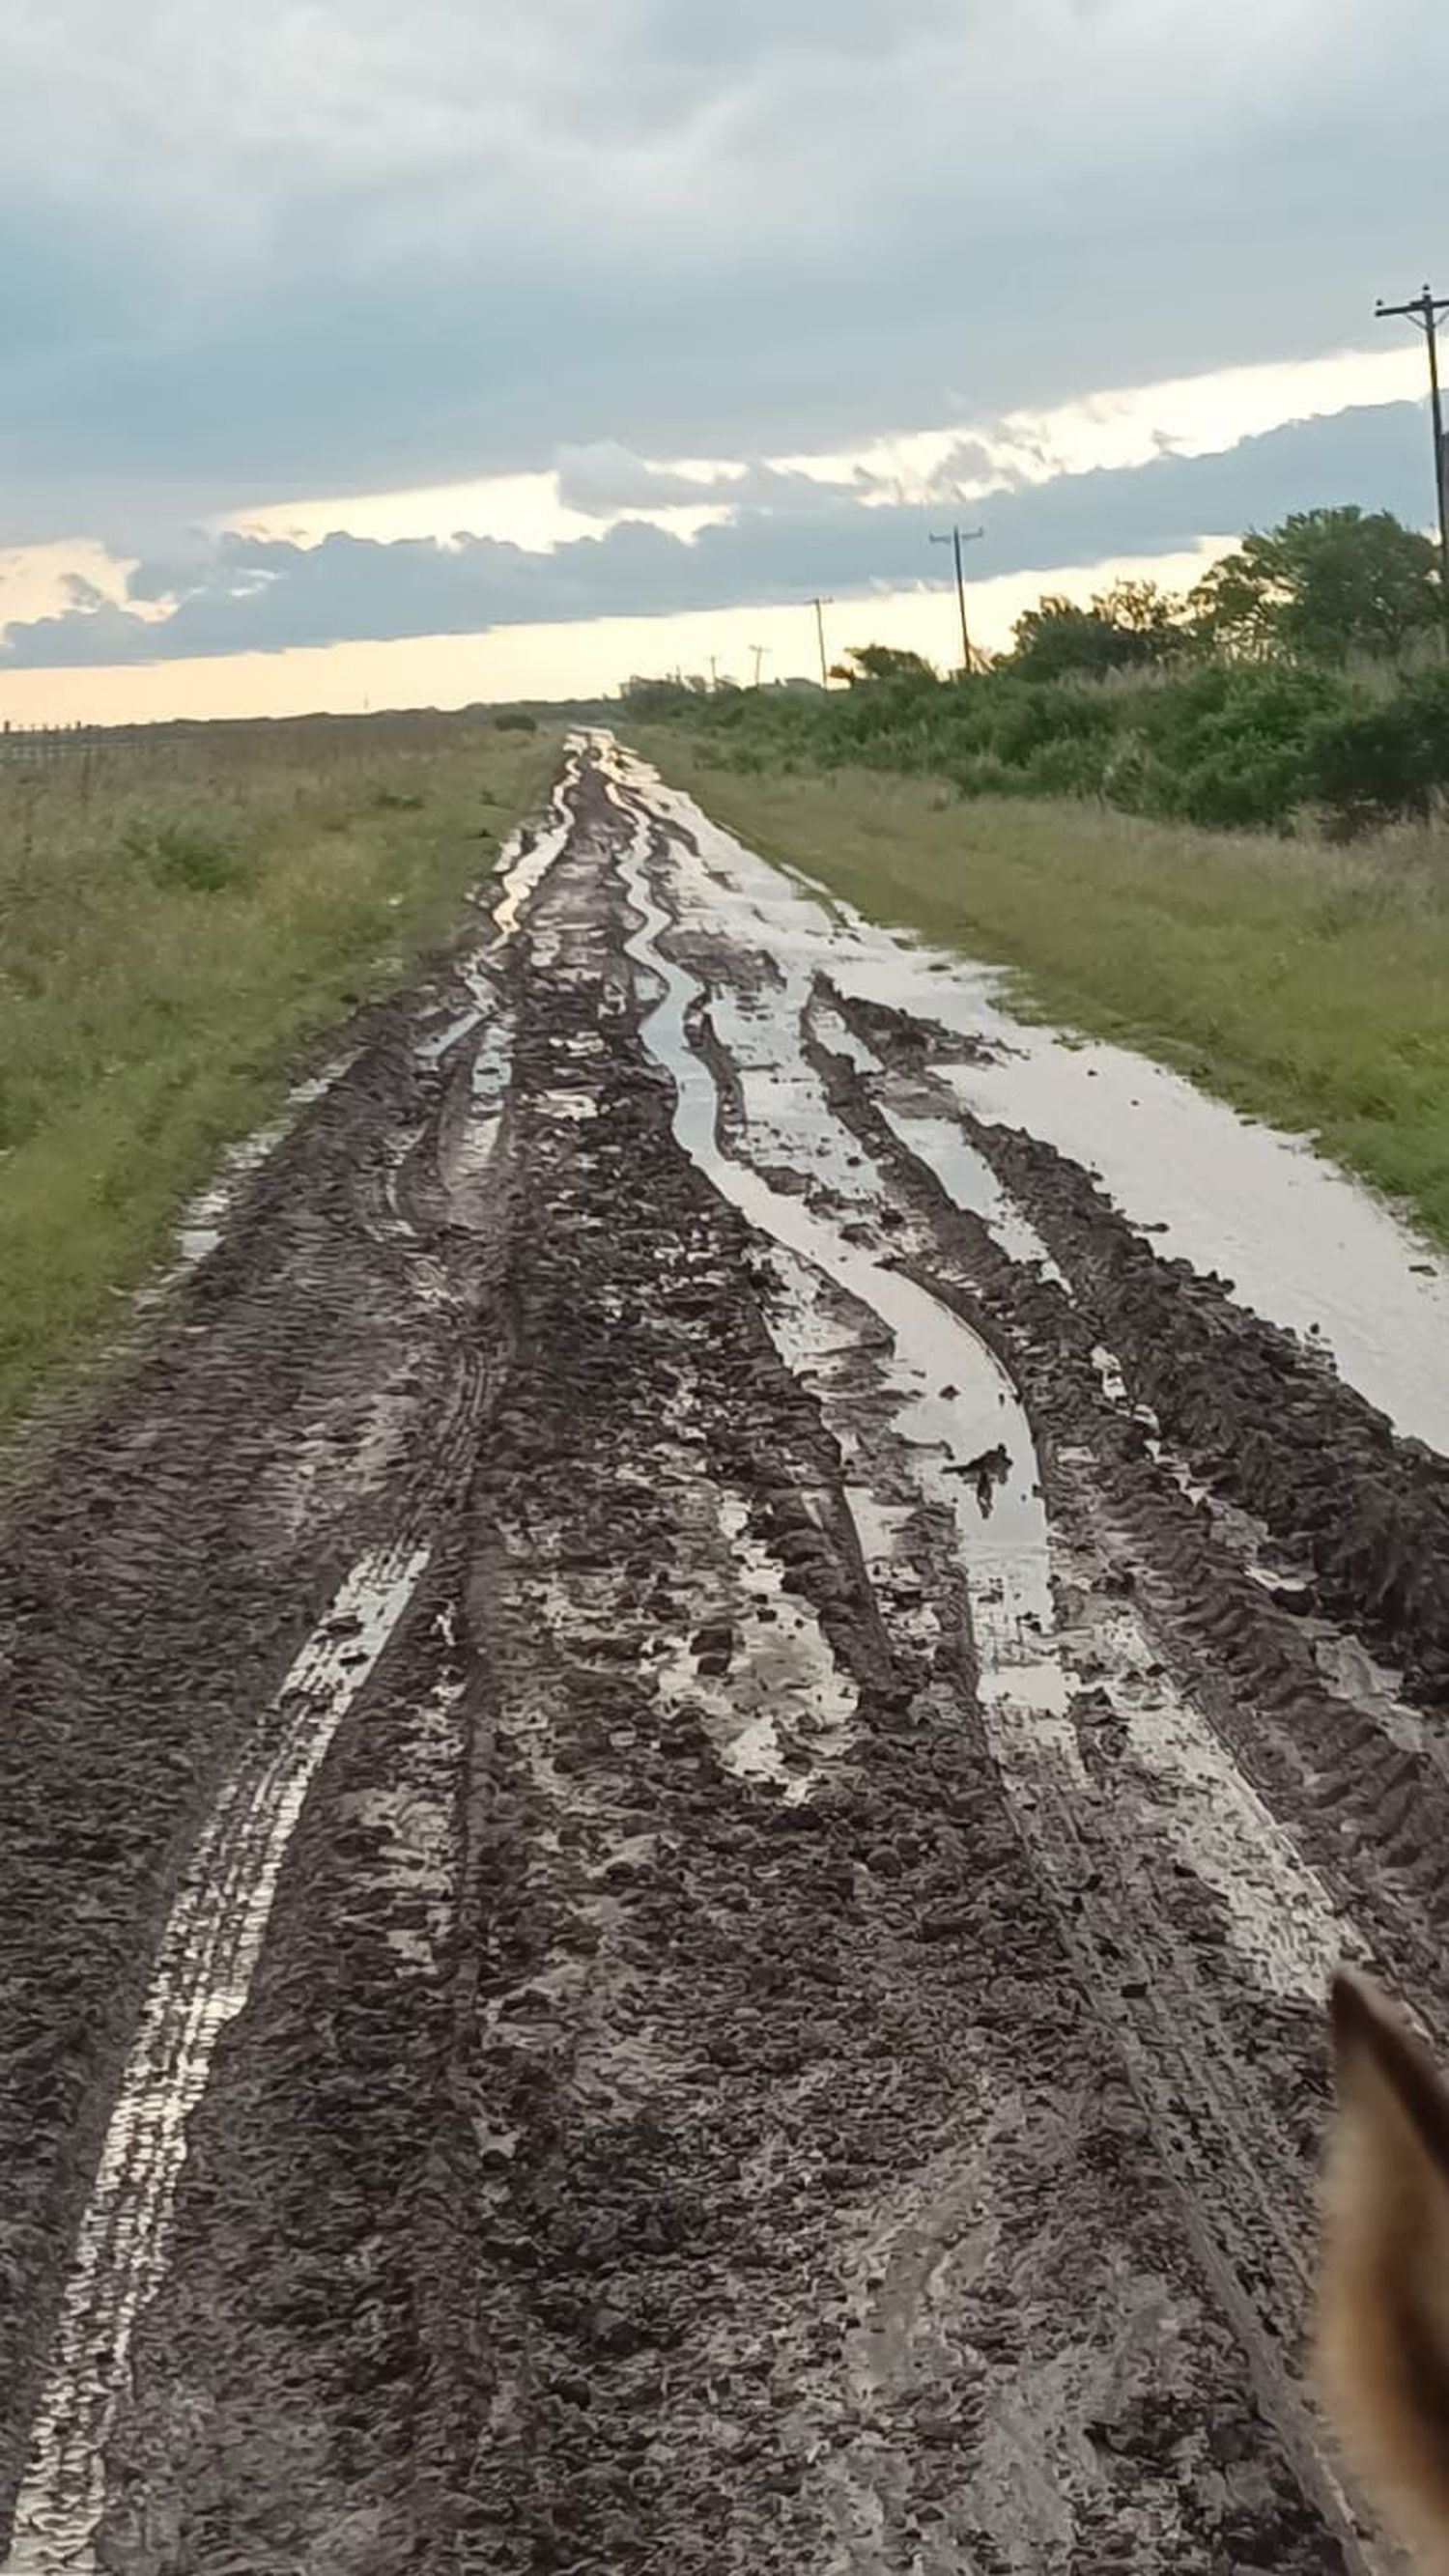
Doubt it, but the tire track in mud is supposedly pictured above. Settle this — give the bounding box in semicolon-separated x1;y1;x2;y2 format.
830;983;1449;1710
4;1542;430;2572
603;749;1378;2567
808;977;1449;2052
596;732;1449;2570
6;734;1449;2568
389;778;1355;2575
0;804;569;2571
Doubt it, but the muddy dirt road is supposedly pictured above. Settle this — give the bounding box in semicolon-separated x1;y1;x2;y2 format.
5;734;1449;2573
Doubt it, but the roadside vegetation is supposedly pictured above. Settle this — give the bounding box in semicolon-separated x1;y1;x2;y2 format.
0;711;553;1436
627;510;1449;838
627;506;1449;1244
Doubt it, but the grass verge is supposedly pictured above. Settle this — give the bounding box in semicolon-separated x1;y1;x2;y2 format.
0;714;554;1439
635;734;1449;1248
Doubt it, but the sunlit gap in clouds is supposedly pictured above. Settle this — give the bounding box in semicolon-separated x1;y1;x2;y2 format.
0;542;172;633
774;345;1426;495
226;472;729;553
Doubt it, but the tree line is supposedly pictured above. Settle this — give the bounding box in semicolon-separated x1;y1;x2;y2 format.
623;507;1449;835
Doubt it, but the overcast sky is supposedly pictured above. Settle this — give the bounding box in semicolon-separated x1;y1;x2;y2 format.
1;0;1444;707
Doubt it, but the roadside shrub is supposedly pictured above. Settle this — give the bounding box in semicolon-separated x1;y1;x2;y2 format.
634;639;1448;839
1173;750;1306;833
1312;665;1449;835
947;750;1036;801
1136;664;1349;832
119;815;244;892
990;683;1117;765
1097;736;1175;816
1018;736;1113;799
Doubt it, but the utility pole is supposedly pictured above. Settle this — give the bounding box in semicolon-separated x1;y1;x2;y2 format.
810;597;833;689
750;642;768;689
1376;283;1449;607
929;524;985;674
708;653;720;693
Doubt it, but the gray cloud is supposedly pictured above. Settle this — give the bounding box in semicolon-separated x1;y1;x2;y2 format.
2;401;1430;668
553;444;717;516
0;1;1447;548
553;442;889;518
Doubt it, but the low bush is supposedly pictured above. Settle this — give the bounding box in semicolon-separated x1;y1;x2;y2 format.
628;652;1447;838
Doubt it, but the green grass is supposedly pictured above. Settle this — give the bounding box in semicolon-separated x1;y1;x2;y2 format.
0;714;554;1438
635;733;1449;1247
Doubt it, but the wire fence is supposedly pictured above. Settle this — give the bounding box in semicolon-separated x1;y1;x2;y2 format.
0;705;543;783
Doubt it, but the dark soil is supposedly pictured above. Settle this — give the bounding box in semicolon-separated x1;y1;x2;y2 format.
6;744;1431;2574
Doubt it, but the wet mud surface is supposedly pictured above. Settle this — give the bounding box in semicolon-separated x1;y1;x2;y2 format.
3;739;1446;2571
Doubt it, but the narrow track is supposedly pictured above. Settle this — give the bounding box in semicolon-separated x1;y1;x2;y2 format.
4;736;1448;2571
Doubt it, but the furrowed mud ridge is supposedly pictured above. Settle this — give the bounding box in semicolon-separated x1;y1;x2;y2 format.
4;734;1449;2571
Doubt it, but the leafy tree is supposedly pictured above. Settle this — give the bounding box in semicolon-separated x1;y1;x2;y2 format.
831;644;938;685
1096;579;1187;640
1188;508;1439;666
1009;580;1184;682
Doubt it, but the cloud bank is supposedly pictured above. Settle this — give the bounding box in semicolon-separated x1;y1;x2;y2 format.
2;403;1430;667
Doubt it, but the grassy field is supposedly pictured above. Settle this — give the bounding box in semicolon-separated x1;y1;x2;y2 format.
637;735;1449;1248
0;713;554;1438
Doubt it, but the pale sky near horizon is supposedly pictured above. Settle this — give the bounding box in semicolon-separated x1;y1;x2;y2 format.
0;0;1443;722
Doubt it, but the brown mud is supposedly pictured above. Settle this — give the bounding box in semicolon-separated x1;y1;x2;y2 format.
3;740;1443;2573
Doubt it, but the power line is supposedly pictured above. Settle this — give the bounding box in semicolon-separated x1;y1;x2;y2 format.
928;524;985;674
1376;282;1449;607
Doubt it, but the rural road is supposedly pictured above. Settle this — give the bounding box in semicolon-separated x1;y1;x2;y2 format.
5;733;1449;2573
